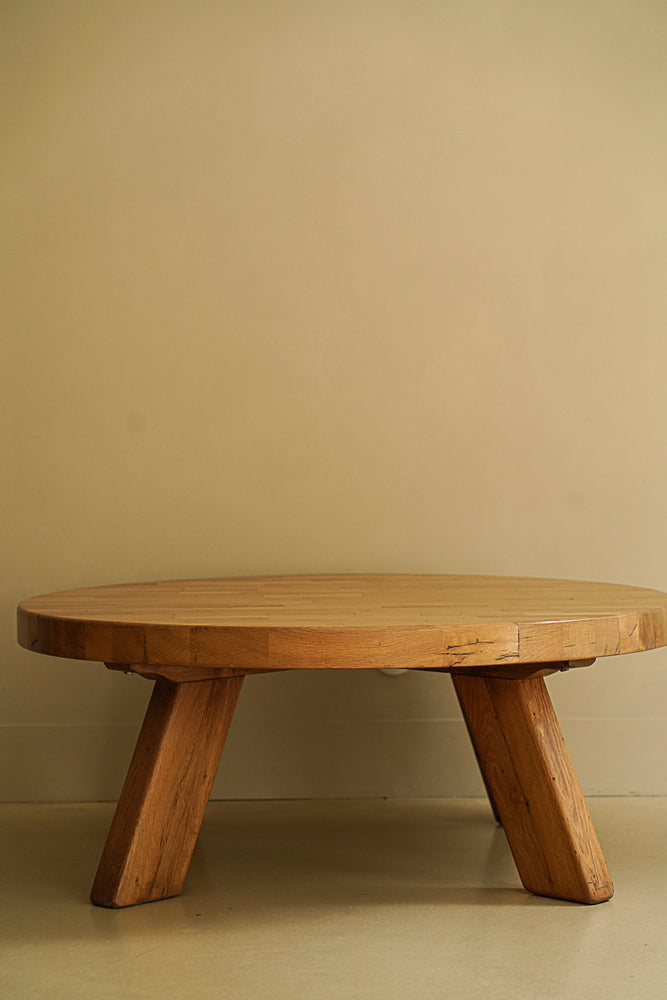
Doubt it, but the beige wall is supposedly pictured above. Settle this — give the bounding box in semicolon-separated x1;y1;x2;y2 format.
2;0;666;801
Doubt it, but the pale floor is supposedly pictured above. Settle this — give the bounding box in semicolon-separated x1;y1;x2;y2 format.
1;798;666;1000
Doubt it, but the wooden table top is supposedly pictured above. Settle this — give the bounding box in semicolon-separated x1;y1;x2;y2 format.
17;574;667;672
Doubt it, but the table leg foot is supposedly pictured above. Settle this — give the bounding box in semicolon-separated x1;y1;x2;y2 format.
91;675;243;908
452;674;613;904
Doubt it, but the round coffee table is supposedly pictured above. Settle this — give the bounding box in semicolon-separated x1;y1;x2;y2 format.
17;574;667;908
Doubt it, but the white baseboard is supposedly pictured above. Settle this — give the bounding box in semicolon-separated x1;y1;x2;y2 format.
0;718;664;802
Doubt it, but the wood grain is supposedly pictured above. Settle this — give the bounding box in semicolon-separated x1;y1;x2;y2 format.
90;675;243;908
452;674;614;904
17;574;667;672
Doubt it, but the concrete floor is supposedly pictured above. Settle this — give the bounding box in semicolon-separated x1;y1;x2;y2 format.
1;797;666;999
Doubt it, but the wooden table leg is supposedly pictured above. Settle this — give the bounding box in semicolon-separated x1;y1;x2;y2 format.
91;675;244;908
452;673;613;904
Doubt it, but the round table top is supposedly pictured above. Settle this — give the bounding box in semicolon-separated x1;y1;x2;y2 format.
17;574;667;672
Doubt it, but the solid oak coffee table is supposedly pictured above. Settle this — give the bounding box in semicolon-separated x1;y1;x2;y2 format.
17;574;667;908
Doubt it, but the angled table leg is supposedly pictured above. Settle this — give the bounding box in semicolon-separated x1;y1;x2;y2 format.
452;673;613;904
91;674;244;908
